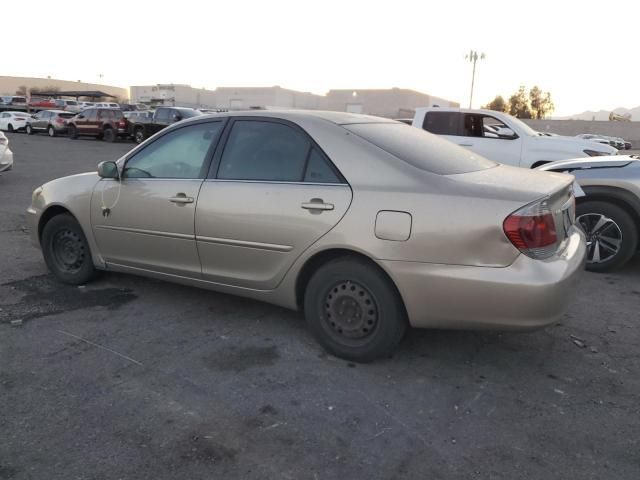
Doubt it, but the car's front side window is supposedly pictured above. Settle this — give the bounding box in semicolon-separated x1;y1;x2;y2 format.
423;112;460;135
123;122;223;179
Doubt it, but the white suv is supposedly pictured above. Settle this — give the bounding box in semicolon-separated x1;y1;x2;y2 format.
412;107;616;168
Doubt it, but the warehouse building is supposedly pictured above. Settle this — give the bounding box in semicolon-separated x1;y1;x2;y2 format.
0;76;128;101
325;88;459;118
130;84;458;118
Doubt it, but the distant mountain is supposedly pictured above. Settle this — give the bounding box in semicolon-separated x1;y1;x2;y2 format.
556;106;640;121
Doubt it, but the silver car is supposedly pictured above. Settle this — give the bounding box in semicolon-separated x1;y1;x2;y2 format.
539;156;640;271
27;111;586;361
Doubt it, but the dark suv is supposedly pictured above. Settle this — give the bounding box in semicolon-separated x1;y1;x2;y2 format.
67;108;129;142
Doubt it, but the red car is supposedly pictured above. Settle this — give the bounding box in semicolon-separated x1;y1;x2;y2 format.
29;98;56;110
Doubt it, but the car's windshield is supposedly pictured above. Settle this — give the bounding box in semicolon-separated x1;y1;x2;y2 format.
506;115;538;137
345;122;497;175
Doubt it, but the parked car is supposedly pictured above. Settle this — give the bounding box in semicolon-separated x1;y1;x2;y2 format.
0;111;30;132
539;155;640;272
1;96;27;108
413;108;616;168
123;110;153;122
27;111;586;361
25;110;75;136
66;108;129;142
119;103;148;112
78;101;96;110
53;99;81;113
128;106;201;143
575;134;613;146
94;102;120;109
28;97;57;110
0;131;13;174
624;140;632;150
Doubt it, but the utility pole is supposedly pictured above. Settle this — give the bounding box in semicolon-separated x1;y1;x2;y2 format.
465;50;485;108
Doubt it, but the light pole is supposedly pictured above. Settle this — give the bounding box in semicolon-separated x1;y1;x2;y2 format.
465;50;485;108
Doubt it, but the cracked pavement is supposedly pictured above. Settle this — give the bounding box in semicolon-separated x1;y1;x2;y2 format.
1;133;639;479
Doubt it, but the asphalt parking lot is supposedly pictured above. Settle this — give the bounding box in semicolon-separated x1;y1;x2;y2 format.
1;133;639;480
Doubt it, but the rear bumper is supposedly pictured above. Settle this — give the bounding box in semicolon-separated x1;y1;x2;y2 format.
382;227;587;330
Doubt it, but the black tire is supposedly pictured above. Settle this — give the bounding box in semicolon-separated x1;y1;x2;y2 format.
26;124;33;135
103;127;116;142
134;128;146;144
47;125;56;137
68;125;78;139
576;200;638;272
41;214;96;285
7;124;14;133
303;257;407;362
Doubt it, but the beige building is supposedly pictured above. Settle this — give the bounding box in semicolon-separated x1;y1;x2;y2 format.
0;76;128;100
130;84;458;118
129;84;217;108
325;88;459;118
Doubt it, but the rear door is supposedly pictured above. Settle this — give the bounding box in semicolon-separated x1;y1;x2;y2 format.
195;118;352;290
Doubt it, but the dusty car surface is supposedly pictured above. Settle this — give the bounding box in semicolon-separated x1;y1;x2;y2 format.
539;155;640;272
27;111;586;361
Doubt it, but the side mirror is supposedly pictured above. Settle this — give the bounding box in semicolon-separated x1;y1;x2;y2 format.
97;161;119;179
173;114;182;122
498;127;517;139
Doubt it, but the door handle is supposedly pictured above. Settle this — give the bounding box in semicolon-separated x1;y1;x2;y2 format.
169;193;194;204
301;199;334;211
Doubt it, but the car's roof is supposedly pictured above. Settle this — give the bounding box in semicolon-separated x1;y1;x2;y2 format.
414;106;506;116
194;109;397;126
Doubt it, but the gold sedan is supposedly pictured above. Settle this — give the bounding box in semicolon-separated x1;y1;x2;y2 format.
28;111;586;361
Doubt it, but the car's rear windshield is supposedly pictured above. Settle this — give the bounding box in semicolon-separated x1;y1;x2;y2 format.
66;100;78;105
344;123;497;175
176;108;202;119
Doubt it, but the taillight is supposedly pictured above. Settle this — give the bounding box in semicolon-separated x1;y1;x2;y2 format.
503;198;558;259
0;137;7;145
55;117;64;124
118;119;127;128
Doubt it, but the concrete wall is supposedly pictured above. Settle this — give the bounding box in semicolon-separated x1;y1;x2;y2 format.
0;76;128;100
214;87;324;110
325;88;459;118
523;119;640;148
130;84;217;108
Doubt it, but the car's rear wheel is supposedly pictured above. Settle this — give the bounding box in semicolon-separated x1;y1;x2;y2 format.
303;257;407;362
41;214;96;285
48;125;56;137
134;128;146;144
7;124;14;132
26;124;33;135
576;200;638;272
68;125;78;139
103;127;116;142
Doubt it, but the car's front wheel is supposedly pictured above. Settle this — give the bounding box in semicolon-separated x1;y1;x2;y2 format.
68;125;78;139
304;257;407;362
48;125;56;137
7;124;14;132
576;200;638;272
26;124;33;135
41;214;96;285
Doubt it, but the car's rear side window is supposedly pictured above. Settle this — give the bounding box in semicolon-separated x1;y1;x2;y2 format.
344;123;496;175
423;111;460;135
217;120;310;182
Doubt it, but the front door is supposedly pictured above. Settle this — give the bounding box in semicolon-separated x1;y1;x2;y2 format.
196;118;352;290
75;108;96;134
457;113;523;166
90;120;225;276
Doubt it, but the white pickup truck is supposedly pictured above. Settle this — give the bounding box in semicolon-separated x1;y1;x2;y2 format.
412;107;616;168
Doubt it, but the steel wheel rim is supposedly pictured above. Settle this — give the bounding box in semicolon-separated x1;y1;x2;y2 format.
577;213;623;264
321;280;378;343
51;229;85;273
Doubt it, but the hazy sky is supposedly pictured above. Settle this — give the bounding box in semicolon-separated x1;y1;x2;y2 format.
3;0;637;116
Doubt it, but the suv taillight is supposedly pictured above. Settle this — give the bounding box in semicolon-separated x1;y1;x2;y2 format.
118;119;127;128
503;198;558;259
